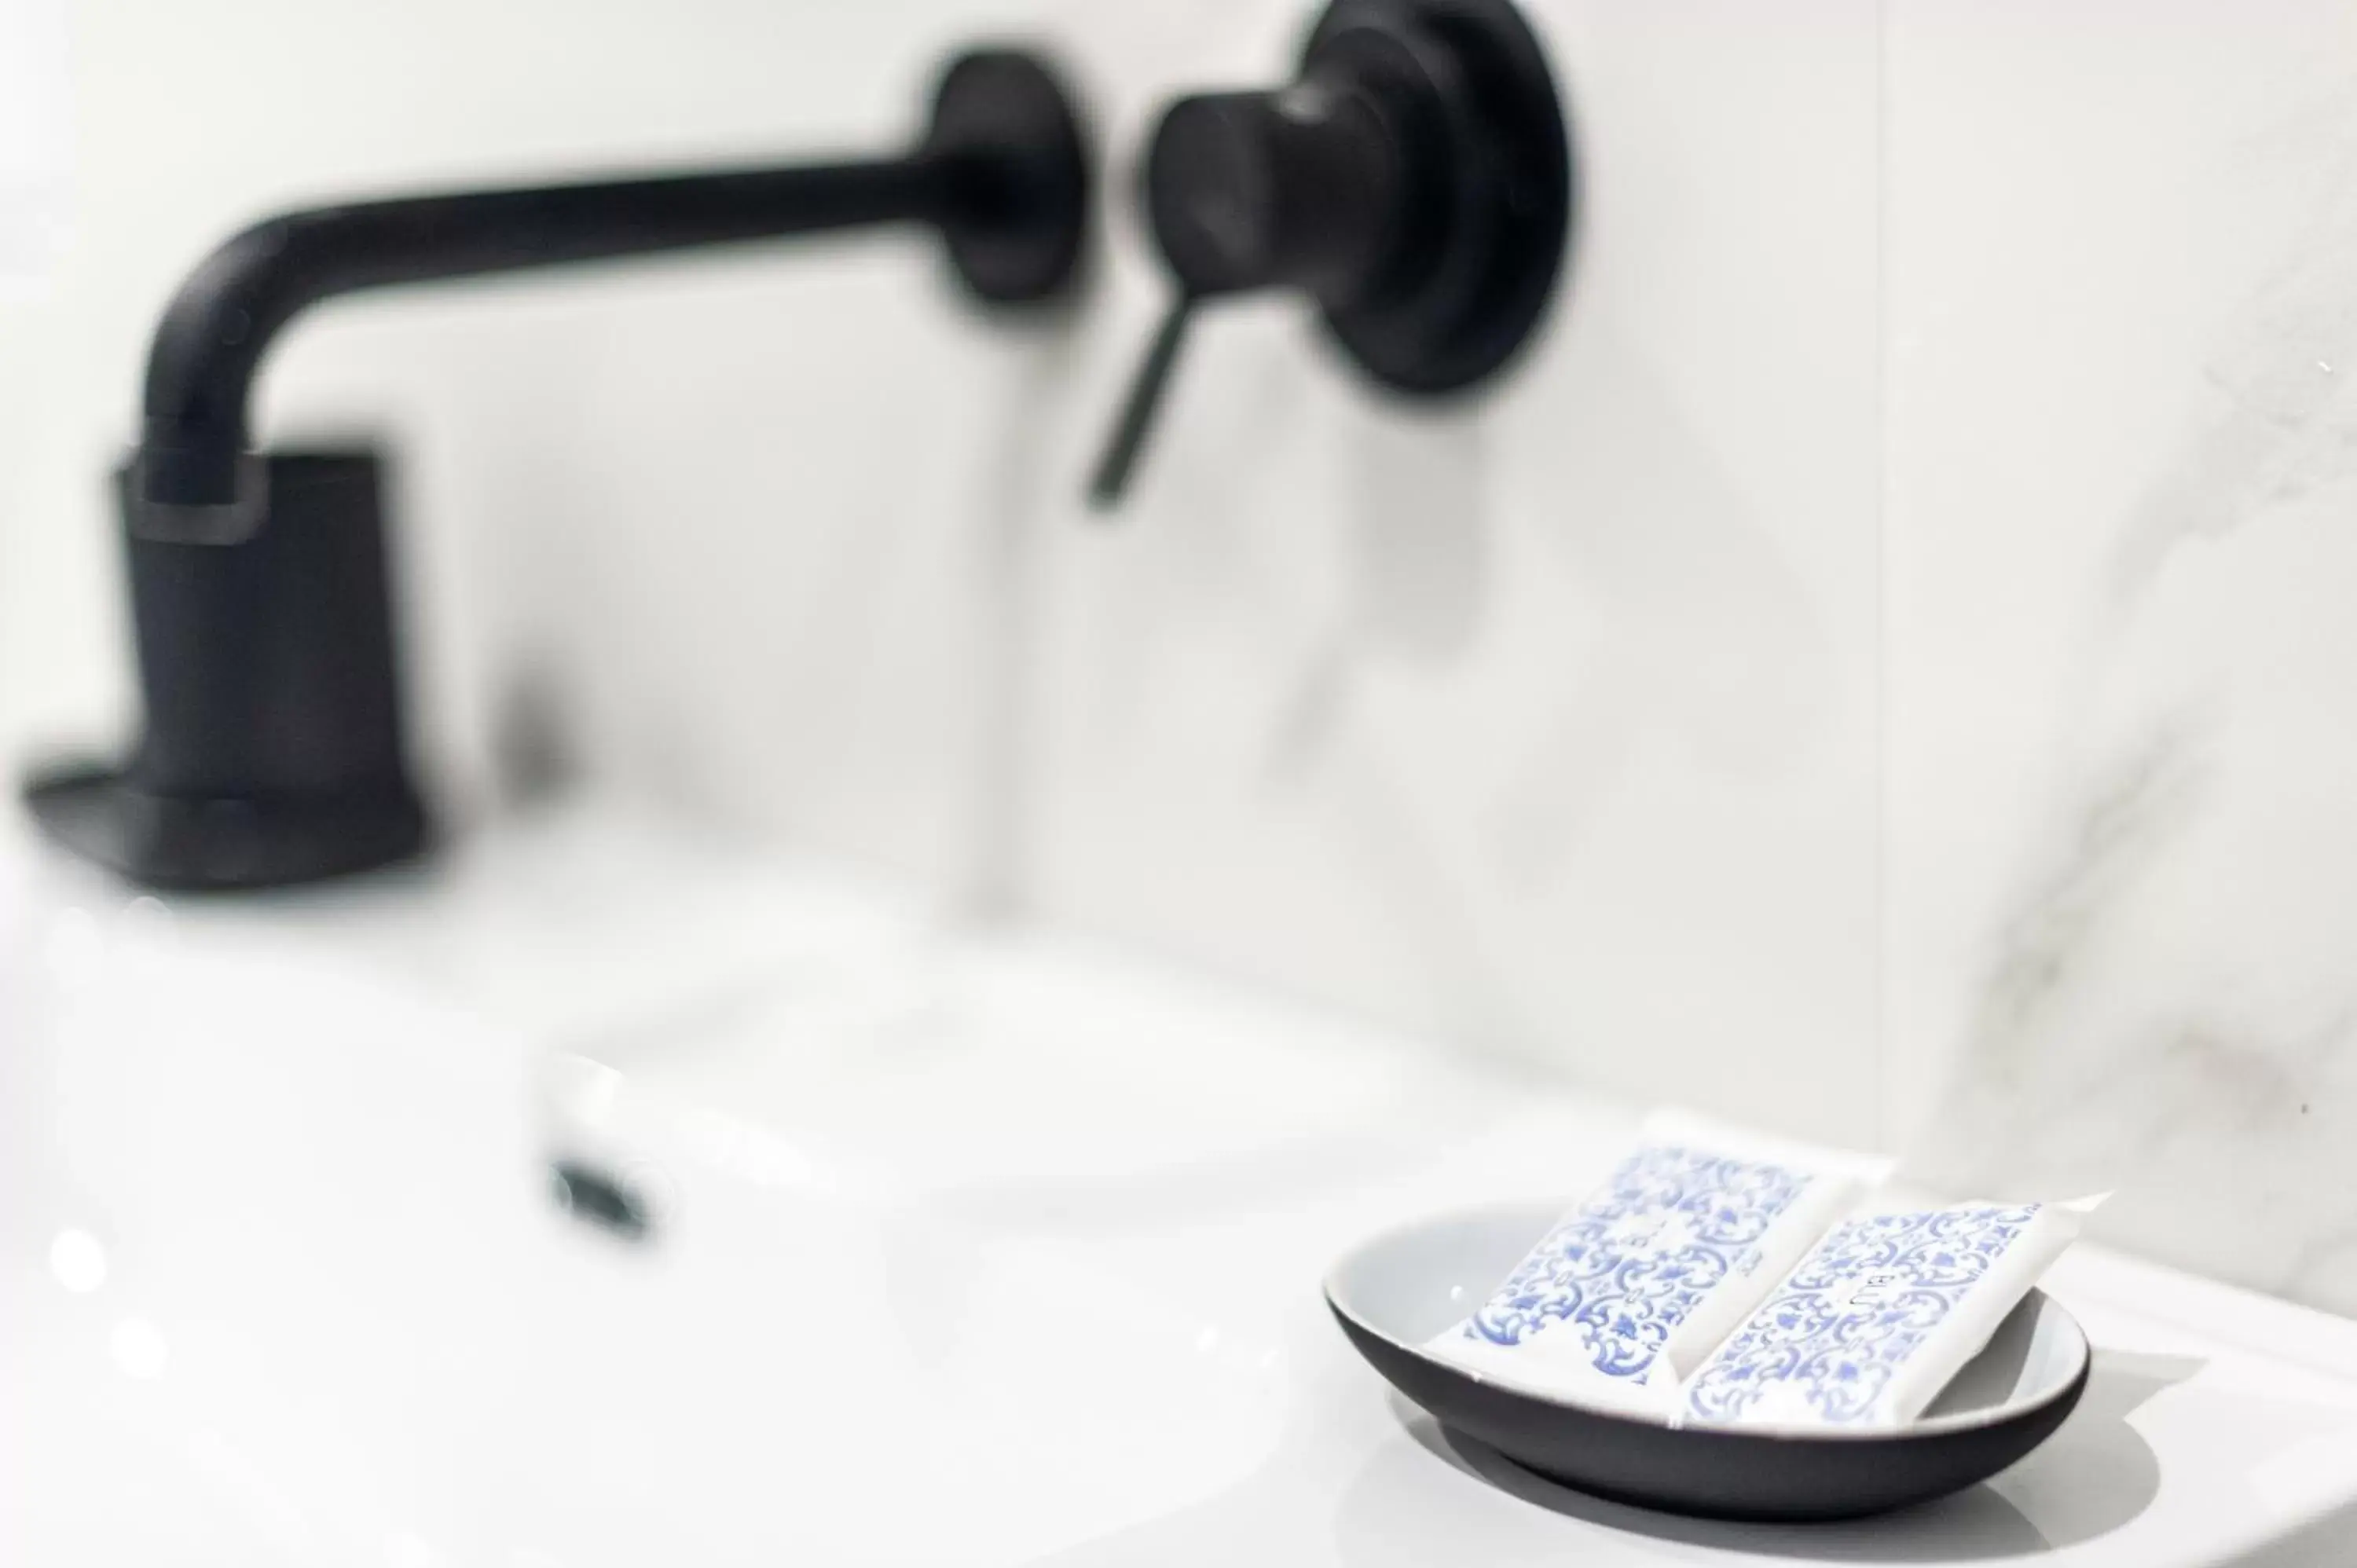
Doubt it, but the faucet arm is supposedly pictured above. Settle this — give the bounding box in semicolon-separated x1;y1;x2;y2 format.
134;47;1088;509
138;156;948;506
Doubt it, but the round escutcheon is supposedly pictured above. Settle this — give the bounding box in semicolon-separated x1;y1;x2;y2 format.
1305;0;1571;396
925;49;1092;306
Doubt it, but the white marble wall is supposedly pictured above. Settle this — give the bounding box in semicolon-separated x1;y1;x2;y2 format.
1885;0;2357;1314
0;0;1885;1145
14;2;2355;1312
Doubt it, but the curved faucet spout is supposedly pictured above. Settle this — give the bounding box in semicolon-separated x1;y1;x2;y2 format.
133;46;1088;512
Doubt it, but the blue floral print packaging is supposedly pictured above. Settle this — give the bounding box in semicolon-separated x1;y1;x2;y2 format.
1424;1112;1890;1416
1680;1195;2104;1430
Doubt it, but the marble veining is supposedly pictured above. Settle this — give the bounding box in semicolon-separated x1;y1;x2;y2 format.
1892;8;2357;1318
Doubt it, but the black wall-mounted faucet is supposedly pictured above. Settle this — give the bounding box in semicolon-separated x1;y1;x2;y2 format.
1087;0;1571;510
24;47;1090;892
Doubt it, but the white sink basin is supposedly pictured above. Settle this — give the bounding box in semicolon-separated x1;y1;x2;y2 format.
10;800;2357;1567
0;808;1307;1566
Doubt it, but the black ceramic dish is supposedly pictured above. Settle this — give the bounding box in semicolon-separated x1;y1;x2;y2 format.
1325;1202;2092;1522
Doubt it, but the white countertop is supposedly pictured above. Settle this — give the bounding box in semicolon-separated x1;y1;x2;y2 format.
5;799;2355;1566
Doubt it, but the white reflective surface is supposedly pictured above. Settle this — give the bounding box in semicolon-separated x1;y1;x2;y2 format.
4;801;2355;1566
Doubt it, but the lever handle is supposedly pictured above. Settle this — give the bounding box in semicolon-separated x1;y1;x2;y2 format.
1088;295;1195;511
1087;69;1411;517
1143;82;1411;306
1086;0;1570;512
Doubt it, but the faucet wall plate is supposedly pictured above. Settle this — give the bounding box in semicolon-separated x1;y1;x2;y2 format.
926;49;1091;306
1305;0;1571;396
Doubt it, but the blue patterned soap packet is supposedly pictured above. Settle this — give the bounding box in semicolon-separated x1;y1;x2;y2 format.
1428;1120;1882;1405
1681;1198;2094;1430
1457;1144;1809;1377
